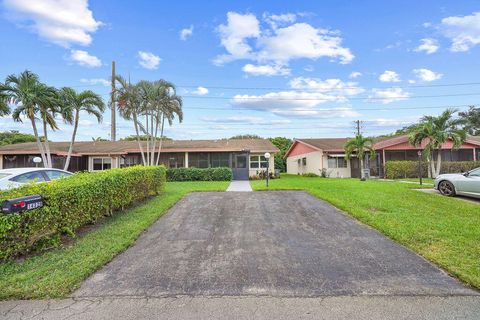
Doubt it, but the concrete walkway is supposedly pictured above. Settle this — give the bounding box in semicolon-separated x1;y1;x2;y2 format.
226;180;252;192
2;296;479;320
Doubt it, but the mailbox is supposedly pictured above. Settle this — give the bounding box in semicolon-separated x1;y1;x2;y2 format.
1;195;43;214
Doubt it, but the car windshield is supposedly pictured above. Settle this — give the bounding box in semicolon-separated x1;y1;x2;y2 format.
0;173;12;179
468;168;480;177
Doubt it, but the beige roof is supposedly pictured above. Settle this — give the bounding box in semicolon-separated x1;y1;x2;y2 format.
0;139;279;155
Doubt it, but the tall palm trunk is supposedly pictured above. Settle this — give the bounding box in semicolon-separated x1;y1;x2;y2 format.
156;114;165;166
42;118;52;168
30;116;48;167
145;113;150;165
133;113;146;165
434;150;442;178
64;109;79;171
151;112;159;166
360;158;365;179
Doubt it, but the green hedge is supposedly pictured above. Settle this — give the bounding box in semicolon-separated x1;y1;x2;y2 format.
385;160;480;179
167;167;232;181
0;166;166;260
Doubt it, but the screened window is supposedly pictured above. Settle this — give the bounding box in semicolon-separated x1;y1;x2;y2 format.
327;157;347;168
188;153;209;168
92;157;112;171
302;157;307;165
250;155;268;169
211;153;230;167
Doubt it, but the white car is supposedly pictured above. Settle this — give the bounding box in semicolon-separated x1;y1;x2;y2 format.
0;168;73;191
434;167;480;198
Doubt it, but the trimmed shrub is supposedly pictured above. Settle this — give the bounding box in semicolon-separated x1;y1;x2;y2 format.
167;167;232;181
0;166;166;260
385;160;480;179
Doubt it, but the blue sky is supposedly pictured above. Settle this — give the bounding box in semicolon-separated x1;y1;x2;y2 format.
1;0;480;141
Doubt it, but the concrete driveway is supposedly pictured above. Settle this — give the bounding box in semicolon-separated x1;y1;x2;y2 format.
74;191;474;297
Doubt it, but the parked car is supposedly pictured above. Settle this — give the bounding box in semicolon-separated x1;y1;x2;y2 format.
434;167;480;198
0;168;73;191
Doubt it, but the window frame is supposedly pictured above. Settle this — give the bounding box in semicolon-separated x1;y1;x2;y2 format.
327;156;348;169
250;155;269;169
92;157;113;171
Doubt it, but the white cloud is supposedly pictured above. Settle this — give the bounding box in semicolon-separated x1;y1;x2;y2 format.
202;116;291;125
414;38;439;54
214;12;354;69
379;70;401;82
137;51;161;69
263;13;296;29
193;86;209;95
368;88;410;104
413;68;443;82
231;77;363;118
441;11;480;52
214;12;260;64
258;22;354;65
242;64;290;76
69;49;101;67
180;25;193;40
3;0;102;47
348;71;362;79
80;78;109;86
289;77;365;96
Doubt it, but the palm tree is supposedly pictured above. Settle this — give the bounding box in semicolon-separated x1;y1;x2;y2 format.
115;75;147;165
0;84;10;116
155;82;183;165
59;87;105;171
3;70;59;167
409;108;466;178
344;134;376;180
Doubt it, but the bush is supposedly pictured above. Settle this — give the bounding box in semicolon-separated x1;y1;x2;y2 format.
385;160;480;179
0;166;166;260
167;167;232;181
302;173;320;177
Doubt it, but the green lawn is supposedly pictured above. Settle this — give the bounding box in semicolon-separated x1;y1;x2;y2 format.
0;181;229;300
251;175;480;290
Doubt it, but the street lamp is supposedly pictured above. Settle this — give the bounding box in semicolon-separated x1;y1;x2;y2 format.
33;157;42;168
264;152;271;187
417;150;422;185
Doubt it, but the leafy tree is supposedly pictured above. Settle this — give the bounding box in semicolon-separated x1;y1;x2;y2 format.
458;106;480;135
409;108;466;178
59;87;105;170
4;70;60;168
344;134;376;180
121;134;171;141
268;137;292;172
230;134;262;139
92;137;109;141
0;130;37;146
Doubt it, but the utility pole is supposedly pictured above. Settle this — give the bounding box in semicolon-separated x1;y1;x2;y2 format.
354;120;363;136
110;61;116;141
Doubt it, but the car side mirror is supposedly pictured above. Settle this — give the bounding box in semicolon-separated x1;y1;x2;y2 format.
463;172;470;177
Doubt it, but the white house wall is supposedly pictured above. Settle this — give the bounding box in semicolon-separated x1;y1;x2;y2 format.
286;151;323;175
321;156;351;178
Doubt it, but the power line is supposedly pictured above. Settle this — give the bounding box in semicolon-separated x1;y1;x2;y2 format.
137;104;476;112
96;91;480;102
67;81;480;91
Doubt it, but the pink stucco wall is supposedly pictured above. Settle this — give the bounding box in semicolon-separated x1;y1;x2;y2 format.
287;141;319;157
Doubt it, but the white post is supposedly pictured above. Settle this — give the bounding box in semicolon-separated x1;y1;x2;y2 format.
0;154;3;169
185;152;189;168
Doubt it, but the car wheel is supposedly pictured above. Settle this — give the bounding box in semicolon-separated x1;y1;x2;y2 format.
438;180;456;196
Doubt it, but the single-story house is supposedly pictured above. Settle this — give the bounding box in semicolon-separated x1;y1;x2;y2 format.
285;135;480;178
0;139;279;180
